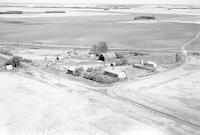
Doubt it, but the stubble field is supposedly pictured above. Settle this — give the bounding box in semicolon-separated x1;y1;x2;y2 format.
0;12;199;50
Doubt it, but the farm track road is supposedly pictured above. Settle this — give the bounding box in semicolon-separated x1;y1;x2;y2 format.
181;32;200;55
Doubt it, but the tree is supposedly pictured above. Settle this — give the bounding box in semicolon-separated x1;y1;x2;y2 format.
176;52;182;62
90;41;108;56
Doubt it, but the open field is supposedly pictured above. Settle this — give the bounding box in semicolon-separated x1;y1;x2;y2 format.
0;12;200;50
186;37;200;52
112;55;200;127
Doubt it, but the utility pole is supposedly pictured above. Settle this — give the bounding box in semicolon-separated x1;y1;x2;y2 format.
0;33;3;42
16;38;19;47
57;71;60;85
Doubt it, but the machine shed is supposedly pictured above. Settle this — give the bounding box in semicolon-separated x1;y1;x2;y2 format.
104;68;127;80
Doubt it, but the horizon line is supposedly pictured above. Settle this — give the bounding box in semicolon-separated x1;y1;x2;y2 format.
0;2;199;6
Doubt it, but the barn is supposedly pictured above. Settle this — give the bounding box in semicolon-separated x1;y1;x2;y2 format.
98;52;117;61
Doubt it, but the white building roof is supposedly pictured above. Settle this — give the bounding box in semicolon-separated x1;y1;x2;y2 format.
67;67;76;71
146;61;157;67
6;65;13;70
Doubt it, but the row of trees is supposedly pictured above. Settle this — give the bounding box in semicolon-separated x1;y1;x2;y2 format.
176;52;183;62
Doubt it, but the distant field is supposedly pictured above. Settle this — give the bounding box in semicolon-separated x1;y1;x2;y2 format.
186;37;200;52
0;12;199;50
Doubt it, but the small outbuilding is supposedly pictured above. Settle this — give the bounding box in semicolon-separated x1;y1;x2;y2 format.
66;67;84;76
104;69;127;80
66;67;76;75
144;61;157;67
98;52;117;61
139;60;144;64
104;70;118;78
6;65;13;70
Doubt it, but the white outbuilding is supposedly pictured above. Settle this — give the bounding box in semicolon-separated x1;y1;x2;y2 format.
145;61;157;67
6;65;13;70
117;71;127;80
104;68;127;80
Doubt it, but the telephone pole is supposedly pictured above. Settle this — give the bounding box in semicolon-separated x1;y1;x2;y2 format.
0;33;3;42
16;38;19;47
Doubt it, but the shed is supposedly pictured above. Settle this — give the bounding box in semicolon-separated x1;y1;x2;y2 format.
104;70;118;78
104;69;126;79
6;65;13;70
66;67;76;75
98;52;117;61
145;61;157;67
140;60;144;64
66;67;84;76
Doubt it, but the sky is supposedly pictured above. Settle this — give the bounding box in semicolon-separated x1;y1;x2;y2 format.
1;0;200;5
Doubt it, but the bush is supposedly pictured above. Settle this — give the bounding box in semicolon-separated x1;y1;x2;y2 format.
0;50;13;56
21;58;32;63
83;72;95;80
74;67;84;76
83;71;118;84
176;52;183;62
91;41;108;56
115;59;128;66
87;67;94;72
95;74;118;84
115;52;124;59
134;16;155;20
